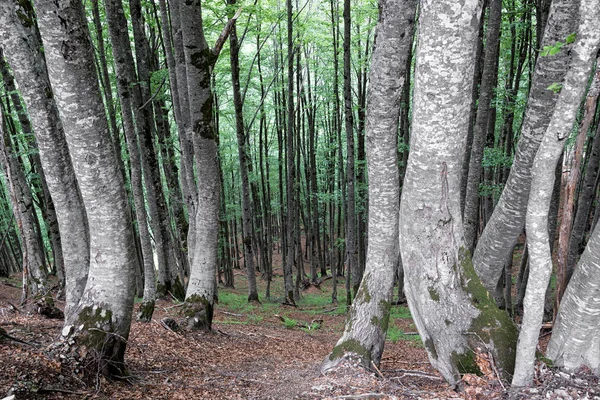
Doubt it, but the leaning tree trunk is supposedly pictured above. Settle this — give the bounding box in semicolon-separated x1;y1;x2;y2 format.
400;0;517;385
179;0;237;330
547;193;600;372
0;112;48;300
472;0;580;296
36;0;137;377
0;0;89;318
513;1;600;386
321;0;417;372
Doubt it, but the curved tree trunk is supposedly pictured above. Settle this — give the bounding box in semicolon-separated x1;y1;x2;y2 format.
0;0;89;318
548;197;600;372
472;0;580;295
401;0;516;385
513;1;600;385
322;0;416;372
36;0;137;377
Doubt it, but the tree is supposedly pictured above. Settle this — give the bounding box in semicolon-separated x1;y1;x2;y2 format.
400;0;516;384
35;0;137;376
228;0;259;303
0;0;89;318
322;0;417;371
177;0;237;330
513;0;600;385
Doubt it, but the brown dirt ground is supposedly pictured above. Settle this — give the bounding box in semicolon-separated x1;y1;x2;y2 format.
1;266;598;400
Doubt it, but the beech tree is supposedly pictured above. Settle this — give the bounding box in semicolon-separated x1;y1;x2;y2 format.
35;0;137;376
400;0;516;384
322;0;417;371
176;0;237;330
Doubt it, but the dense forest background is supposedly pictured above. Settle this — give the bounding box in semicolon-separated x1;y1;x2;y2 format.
1;0;600;395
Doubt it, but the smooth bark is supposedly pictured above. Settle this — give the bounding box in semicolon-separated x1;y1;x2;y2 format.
322;0;416;371
513;1;600;385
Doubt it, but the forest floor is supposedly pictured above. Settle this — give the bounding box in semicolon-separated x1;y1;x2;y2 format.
1;267;599;400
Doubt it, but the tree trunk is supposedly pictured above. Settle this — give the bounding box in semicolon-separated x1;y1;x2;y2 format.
36;0;137;377
0;109;48;300
343;0;358;302
472;0;580;295
547;197;600;372
513;2;600;385
0;0;89;318
228;1;259;303
284;0;297;305
568;121;600;272
401;0;516;385
178;0;235;330
322;0;416;371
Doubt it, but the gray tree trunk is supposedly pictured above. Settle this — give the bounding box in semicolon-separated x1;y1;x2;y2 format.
513;1;600;386
472;0;580;296
343;0;358;301
548;199;600;372
401;0;516;385
0;0;89;318
228;1;259;303
0;113;48;300
35;0;137;376
283;0;297;305
322;0;416;372
179;0;236;330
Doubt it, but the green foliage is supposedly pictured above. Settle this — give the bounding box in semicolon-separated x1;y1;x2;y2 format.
282;316;298;329
547;82;562;94
541;32;576;57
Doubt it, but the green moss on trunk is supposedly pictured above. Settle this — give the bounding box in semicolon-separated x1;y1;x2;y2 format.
183;294;213;330
458;247;518;378
137;300;155;322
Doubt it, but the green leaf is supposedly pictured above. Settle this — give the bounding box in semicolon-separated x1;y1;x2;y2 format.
547;82;563;94
565;32;577;44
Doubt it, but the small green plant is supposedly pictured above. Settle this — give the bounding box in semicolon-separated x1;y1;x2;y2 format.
283;316;298;329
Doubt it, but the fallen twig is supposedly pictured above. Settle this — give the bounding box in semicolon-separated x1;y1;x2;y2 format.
371;361;385;379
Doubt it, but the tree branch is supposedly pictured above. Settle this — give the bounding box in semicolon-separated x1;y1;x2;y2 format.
212;7;243;60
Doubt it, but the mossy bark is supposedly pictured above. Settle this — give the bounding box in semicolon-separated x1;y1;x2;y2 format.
183;294;213;331
137;300;155;323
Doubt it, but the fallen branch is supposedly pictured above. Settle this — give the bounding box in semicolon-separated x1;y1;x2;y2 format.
371;361;385;379
0;327;39;347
